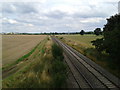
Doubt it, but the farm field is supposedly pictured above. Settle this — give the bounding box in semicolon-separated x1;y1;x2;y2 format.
3;37;67;88
58;34;102;48
2;35;46;66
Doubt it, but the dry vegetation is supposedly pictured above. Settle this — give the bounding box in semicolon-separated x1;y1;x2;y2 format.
2;37;67;88
58;35;102;48
2;35;46;66
57;35;119;78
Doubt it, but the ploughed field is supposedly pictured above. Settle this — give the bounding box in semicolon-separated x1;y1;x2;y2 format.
2;35;46;66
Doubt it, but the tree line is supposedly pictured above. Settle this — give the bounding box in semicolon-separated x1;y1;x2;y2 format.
2;29;102;35
79;28;102;35
91;14;120;65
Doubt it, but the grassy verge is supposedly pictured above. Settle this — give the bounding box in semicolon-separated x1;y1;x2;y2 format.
57;35;120;78
2;37;67;88
51;44;67;87
16;44;38;63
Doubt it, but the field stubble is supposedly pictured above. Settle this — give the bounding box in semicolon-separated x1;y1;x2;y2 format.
2;35;46;66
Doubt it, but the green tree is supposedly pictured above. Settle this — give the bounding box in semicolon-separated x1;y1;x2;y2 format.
91;38;104;52
92;14;120;64
94;28;102;35
80;30;85;35
103;14;120;63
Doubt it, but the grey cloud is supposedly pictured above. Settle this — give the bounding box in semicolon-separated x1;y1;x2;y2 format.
44;10;68;19
2;1;118;33
14;3;38;14
2;3;15;13
73;10;108;19
2;2;38;14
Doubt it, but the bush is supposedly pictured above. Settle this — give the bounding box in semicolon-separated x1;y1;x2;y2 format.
51;43;67;87
52;60;67;74
91;38;104;52
60;37;63;39
51;60;67;87
52;44;64;61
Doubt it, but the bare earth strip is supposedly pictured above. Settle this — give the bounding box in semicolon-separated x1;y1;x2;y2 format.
2;35;46;66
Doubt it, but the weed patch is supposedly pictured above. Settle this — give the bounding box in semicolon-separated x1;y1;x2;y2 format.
50;43;67;87
52;44;64;61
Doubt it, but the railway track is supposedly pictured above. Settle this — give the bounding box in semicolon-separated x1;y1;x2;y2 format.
52;36;120;89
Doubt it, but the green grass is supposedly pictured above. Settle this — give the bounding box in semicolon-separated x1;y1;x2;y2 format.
57;34;120;78
52;44;64;61
2;37;67;88
59;34;102;48
16;44;39;64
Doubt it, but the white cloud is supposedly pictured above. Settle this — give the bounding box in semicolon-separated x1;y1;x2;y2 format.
50;5;77;14
80;18;105;23
2;18;18;24
1;0;119;33
0;0;47;3
27;24;34;27
8;19;18;24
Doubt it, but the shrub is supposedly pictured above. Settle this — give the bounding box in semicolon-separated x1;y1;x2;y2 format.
51;43;67;87
52;44;64;61
60;37;63;39
51;58;67;87
91;38;104;52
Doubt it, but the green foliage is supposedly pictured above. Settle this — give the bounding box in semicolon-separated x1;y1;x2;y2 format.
52;60;67;74
85;31;94;34
60;37;63;39
92;14;120;64
51;43;67;87
14;73;41;88
53;73;67;87
94;28;102;35
91;38;104;52
51;60;67;87
104;15;120;64
16;46;37;63
52;44;64;61
58;35;120;78
3;40;67;88
80;30;85;35
47;37;50;40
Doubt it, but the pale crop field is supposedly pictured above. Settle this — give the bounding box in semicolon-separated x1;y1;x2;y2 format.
59;34;102;48
2;35;46;66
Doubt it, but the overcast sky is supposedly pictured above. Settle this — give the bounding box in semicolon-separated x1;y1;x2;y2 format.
0;0;119;33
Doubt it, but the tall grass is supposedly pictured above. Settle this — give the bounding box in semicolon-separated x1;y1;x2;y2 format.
2;38;67;88
51;44;67;87
52;44;64;61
